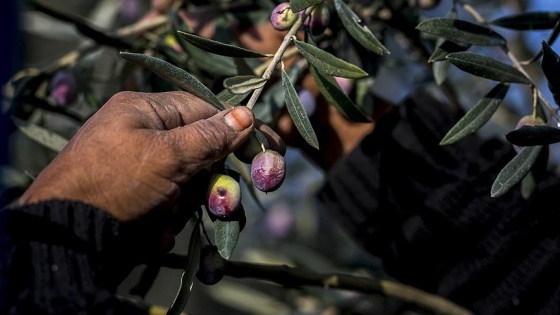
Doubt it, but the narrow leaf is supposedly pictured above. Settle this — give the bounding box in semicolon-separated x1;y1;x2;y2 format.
129;263;161;299
169;10;236;77
440;83;510;145
521;171;536;200
491;12;560;30
290;0;323;12
416;18;507;46
491;146;542;197
13;117;69;152
506;124;560;146
334;0;390;55
309;65;371;122
446;52;530;84
234;58;256;76
282;69;319;149
429;39;470;62
120;52;225;110
214;219;240;260
177;31;269;58
541;41;560;105
167;221;202;315
294;39;369;78
432;60;450;86
217;89;250;106
223;75;267;94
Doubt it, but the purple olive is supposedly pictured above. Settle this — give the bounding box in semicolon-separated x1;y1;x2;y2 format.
196;245;226;285
116;0;143;26
251;150;286;192
207;174;241;218
304;3;330;35
49;70;79;106
270;2;298;31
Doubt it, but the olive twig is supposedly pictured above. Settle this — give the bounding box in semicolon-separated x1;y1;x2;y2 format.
159;255;472;315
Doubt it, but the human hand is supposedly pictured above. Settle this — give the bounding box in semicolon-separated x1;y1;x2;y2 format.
17;91;283;226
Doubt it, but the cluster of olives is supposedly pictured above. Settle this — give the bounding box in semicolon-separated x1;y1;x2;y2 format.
270;2;330;35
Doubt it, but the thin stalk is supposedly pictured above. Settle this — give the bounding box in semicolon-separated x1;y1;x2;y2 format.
246;7;314;109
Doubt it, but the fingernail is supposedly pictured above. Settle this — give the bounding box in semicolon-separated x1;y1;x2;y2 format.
224;107;253;132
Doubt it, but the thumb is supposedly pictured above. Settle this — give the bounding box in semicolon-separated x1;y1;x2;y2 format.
168;106;254;173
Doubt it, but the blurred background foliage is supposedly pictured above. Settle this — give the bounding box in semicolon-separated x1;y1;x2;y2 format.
3;0;560;314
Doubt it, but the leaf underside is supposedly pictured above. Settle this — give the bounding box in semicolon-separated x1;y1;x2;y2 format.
214;219;240;260
491;146;543;197
13;117;69;153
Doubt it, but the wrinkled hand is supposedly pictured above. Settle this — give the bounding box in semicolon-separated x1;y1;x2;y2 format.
18;91;269;224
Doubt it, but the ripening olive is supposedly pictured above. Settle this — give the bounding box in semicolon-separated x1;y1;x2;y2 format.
207;174;241;218
49;70;79;106
250;150;286;192
196;245;226;285
270;2;298;31
304;3;330;35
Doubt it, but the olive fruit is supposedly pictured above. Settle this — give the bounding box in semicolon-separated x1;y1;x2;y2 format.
513;115;545;153
251;150;286;192
207;174;241;218
196;245;226;285
270;2;298;31
49;70;79;106
304;3;330;35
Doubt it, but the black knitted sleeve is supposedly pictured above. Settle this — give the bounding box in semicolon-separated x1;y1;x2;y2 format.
0;200;149;315
318;90;560;315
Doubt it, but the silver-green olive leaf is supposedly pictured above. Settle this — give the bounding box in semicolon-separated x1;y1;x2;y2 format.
120;52;225;110
294;39;368;78
440;83;510;145
282;68;319;150
334;0;390;55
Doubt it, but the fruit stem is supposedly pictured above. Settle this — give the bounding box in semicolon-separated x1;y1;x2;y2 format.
246;6;315;110
532;85;538;120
